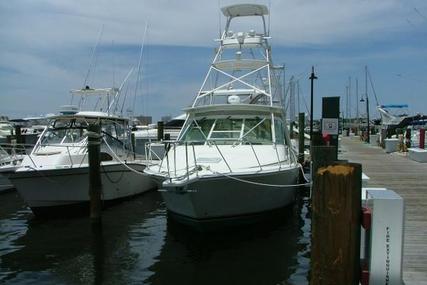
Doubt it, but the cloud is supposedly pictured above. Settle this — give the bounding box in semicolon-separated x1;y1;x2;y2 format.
2;0;425;50
1;0;427;119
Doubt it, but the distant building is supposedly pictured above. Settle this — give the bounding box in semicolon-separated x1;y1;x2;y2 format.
134;115;152;125
161;115;172;123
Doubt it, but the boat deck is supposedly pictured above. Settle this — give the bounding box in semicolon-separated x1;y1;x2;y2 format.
340;136;427;285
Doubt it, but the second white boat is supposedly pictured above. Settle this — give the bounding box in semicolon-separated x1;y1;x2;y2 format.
10;88;157;216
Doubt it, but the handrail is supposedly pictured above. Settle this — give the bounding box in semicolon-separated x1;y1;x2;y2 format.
165;143;171;183
248;140;262;170
191;143;198;178
66;146;73;167
274;143;281;170
185;142;190;184
212;140;232;172
151;137;297;182
173;143;177;177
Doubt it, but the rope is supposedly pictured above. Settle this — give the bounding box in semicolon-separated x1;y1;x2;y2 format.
102;137;152;176
298;163;311;183
203;165;311;188
87;131;101;138
101;163;125;184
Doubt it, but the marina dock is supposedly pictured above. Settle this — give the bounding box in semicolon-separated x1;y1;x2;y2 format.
340;136;427;285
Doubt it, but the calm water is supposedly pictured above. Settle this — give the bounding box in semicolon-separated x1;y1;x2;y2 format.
0;190;310;285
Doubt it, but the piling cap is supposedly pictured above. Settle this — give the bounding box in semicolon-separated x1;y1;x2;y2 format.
318;164;355;176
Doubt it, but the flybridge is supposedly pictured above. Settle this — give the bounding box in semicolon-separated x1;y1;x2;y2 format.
192;4;283;109
68;87;121;115
69;86;119;97
221;4;269;18
68;67;134;116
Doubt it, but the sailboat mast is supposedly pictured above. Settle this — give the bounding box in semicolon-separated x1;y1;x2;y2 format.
356;78;359;120
132;23;149;118
365;66;368;100
349;76;351;121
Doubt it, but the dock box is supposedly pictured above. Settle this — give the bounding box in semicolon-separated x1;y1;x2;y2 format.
384;138;400;153
408;148;427;163
369;134;379;146
362;188;404;285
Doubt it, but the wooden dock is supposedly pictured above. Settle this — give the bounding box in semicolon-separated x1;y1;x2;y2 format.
340;136;427;285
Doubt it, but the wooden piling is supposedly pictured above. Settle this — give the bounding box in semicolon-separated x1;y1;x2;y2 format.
298;112;305;164
310;163;361;285
310;131;324;147
88;123;102;223
157;121;164;141
310;145;337;182
14;125;22;144
131;132;136;159
14;125;25;154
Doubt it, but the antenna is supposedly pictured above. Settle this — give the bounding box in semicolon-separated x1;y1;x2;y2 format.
112;40;116;88
79;25;104;108
83;25;104;89
268;0;271;36
109;67;134;112
121;84;130;116
218;0;222;39
132;22;149;118
297;80;300;114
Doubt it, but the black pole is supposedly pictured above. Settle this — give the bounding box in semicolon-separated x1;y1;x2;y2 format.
309;66;318;140
88;123;102;223
366;96;370;143
157;121;164;141
364;65;369;143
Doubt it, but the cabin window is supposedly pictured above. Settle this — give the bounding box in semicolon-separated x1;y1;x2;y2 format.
43;119;72;144
181;119;215;144
274;119;284;144
209;118;242;144
101;120;129;155
181;117;273;145
242;118;272;145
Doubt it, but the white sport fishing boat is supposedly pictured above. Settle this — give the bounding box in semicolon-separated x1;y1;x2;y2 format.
145;4;301;223
10;87;156;216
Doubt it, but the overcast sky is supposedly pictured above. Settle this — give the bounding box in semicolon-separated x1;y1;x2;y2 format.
1;0;426;120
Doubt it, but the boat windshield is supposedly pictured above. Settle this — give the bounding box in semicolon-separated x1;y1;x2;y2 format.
42;119;88;144
41;118;129;149
181;117;278;145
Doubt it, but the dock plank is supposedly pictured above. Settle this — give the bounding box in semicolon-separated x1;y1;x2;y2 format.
340;137;427;285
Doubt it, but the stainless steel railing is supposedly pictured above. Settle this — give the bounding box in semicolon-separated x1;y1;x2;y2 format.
145;138;295;182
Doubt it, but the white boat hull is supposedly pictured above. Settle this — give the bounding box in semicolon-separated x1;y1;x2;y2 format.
10;162;156;215
160;167;300;221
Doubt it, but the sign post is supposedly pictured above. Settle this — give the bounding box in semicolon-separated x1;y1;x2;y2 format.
322;97;340;158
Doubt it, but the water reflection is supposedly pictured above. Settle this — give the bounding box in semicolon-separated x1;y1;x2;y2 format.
0;191;167;284
148;196;310;285
0;191;310;285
